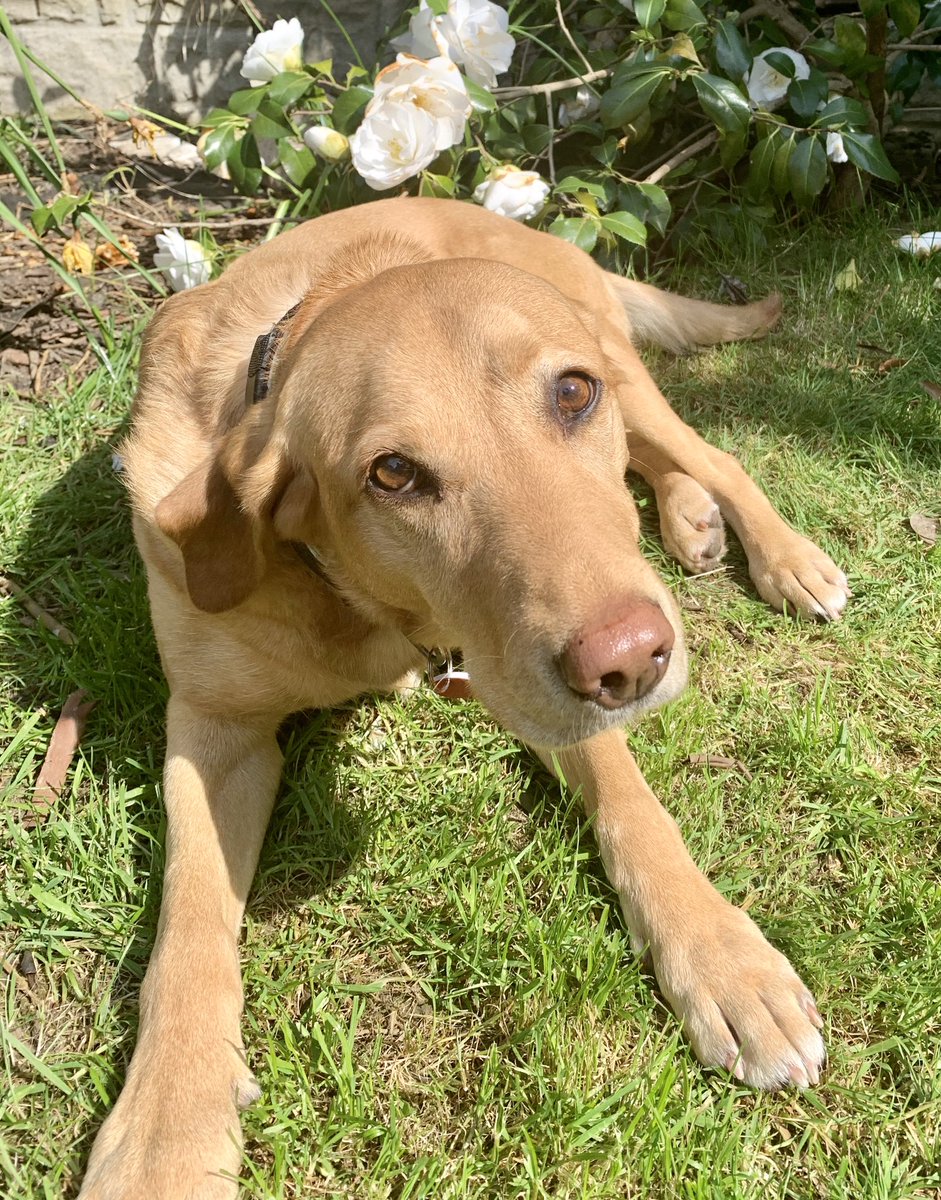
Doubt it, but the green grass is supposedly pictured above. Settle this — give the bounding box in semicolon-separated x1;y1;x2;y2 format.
1;202;940;1199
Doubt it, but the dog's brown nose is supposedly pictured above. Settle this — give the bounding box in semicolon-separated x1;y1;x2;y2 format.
559;599;675;709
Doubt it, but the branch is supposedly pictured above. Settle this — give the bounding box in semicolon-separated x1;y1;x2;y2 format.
643;132;716;185
493;68;611;99
739;0;813;46
888;43;941;52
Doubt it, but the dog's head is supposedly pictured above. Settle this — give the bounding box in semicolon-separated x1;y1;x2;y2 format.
155;235;687;748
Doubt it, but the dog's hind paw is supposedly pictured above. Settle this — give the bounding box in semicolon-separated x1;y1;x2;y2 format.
749;536;852;621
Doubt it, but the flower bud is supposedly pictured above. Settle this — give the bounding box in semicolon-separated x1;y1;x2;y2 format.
303;126;350;161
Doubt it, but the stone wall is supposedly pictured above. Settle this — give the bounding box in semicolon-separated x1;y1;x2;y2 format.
2;1;406;122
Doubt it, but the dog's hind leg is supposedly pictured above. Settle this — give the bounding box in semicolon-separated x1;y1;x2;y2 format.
626;436;727;573
535;729;826;1091
79;699;283;1200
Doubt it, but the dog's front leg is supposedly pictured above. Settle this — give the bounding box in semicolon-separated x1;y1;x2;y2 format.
537;729;825;1090
80;698;283;1200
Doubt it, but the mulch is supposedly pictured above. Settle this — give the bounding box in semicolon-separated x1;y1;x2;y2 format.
0;121;274;398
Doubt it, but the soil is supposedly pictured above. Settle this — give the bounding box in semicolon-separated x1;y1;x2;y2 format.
0;120;274;399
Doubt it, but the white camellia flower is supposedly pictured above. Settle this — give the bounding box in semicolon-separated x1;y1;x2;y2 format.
896;232;941;257
303;126;350;161
350;54;470;189
240;17;304;86
745;47;810;110
393;0;515;89
826;132;848;163
558;86;600;127
350;101;441;190
153;228;211;292
473;164;550;221
372;53;471;150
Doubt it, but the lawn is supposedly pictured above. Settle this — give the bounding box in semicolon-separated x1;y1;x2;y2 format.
1;201;939;1199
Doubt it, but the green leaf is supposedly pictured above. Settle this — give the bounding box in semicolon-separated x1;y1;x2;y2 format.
548;216;599;253
199;123;239;171
746;132;778;199
787;135;828;207
858;0;887;16
601;70;670;127
202;106;238;130
278;141;316;188
888;0;920;38
834;16;867;62
804;38;846;69
226;132;262;195
229;87;265;116
840;131;900;182
692;73;750;133
554;175;608;200
267;71;314;108
719;127;748;170
635;0;667;29
763;50;799;79
714;19;752;80
252;96;295;140
635;182;671;235
813;96;870;129
465;78;497;112
787;74;828;121
331;85;373;134
419;172;457;197
599;211;648;245
662;0;707;32
771;133;795;197
31;190;91;236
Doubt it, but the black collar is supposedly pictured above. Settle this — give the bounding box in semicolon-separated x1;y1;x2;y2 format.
245;303;301;406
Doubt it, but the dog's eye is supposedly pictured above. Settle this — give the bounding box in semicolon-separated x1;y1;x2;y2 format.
555;372;599;418
369;453;426;495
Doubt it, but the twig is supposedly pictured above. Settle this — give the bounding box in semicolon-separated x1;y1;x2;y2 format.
739;0;813;45
643;132;716;184
888;43;941;52
493;68;611;99
555;0;593;76
636;125;711;180
28;690;95;827
546;95;556;184
103;209;286;231
0;574;75;644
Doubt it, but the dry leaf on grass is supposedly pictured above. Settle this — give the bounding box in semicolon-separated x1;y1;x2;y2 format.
95;236;140;268
921;380;941;402
687;753;753;781
28;690;95;827
62;231;94;276
909;514;939;546
834;259;860;291
0;573;75;643
876;357;907;373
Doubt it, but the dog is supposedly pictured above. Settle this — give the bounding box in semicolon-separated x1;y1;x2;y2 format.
79;196;850;1198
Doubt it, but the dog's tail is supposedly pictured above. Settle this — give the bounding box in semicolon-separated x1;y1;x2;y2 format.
607;275;782;354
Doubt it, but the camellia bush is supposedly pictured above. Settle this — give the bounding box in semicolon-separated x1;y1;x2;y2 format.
194;0;938;261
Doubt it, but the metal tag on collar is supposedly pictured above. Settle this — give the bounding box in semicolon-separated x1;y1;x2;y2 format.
426;649;472;701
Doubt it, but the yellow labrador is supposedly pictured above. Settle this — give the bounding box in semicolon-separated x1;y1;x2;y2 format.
80;197;849;1198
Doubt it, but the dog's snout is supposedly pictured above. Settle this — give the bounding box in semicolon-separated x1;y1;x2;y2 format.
559;598;675;709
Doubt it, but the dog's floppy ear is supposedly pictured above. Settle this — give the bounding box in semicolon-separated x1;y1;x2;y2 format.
155;413;295;613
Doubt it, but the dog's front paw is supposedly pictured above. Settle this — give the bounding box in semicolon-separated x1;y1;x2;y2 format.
78;1068;256;1200
749;536;851;621
652;898;825;1090
659;476;727;573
